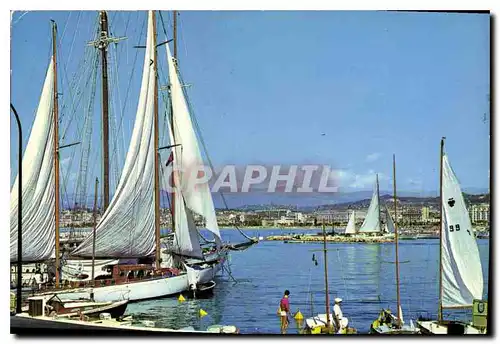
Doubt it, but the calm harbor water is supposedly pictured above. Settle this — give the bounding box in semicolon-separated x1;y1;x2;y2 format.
124;228;490;334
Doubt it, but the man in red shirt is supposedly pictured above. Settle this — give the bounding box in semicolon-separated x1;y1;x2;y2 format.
279;290;291;333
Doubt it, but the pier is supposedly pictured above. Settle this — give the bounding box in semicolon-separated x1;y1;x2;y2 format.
265;234;394;244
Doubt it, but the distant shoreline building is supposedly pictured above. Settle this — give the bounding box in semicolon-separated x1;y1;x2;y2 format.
469;203;490;223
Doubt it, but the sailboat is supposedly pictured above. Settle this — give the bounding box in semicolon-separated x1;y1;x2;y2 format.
34;11;224;303
10;19;132;320
416;138;487;334
344;211;357;236
369;154;420;334
358;174;385;235
303;223;356;335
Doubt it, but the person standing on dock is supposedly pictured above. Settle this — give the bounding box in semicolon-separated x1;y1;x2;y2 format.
333;298;349;333
279;290;291;333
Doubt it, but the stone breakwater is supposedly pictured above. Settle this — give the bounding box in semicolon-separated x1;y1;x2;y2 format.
265;235;394;244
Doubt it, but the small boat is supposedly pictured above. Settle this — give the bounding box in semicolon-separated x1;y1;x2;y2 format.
416;139;488;335
186;280;216;299
11;313;238;335
11;296;238;335
370;309;420;334
302;225;356;335
304;314;356;334
369;155;420;334
22;295;128;319
227;239;258;251
417;316;484;335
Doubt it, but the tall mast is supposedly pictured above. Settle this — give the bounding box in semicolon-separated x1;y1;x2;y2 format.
173;11;178;61
88;11;126;211
322;221;331;330
51;20;60;289
99;11;110;211
438;137;445;322
376;173;381;232
91;178;98;287
393;154;401;326
153;11;161;268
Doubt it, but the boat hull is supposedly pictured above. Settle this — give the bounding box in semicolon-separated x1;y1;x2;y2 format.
10;314;212;335
35;259;225;303
38;274;190;303
186;281;216;299
416;320;485;335
56;300;129;319
369;325;420;334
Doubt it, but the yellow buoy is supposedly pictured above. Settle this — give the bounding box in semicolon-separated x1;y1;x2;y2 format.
311;326;322;334
178;294;185;302
199;308;208;317
294;310;303;320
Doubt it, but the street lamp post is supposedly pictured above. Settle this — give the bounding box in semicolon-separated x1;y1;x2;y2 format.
10;103;23;314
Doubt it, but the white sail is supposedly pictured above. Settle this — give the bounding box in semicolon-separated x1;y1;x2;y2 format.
166;114;203;259
358;180;381;233
345;211;357;234
441;154;483;308
10;59;55;262
165;43;222;247
72;11;156;258
385;205;395;233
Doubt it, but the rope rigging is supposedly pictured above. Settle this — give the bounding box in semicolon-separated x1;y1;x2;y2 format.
107;13;146;181
158;11;255;245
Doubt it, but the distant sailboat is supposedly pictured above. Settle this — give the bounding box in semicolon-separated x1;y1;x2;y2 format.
344;211;357;235
358;175;383;235
417;138;487;334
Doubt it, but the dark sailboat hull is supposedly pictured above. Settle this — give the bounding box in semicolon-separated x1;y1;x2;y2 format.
186;281;216;299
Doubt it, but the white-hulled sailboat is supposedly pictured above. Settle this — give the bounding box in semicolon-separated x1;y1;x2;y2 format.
416;138;487;334
11;20;130;320
35;11;223;303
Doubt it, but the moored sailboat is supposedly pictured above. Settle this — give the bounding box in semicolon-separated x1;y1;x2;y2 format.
370;155;420;334
344;211;357;235
34;12;196;302
36;11;237;302
416;138;487;334
358;175;385;235
303;223;356;335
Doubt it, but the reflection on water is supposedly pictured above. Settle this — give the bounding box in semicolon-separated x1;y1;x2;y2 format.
125;229;490;334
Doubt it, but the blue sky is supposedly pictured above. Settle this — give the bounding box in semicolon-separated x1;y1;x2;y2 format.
10;11;490;202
